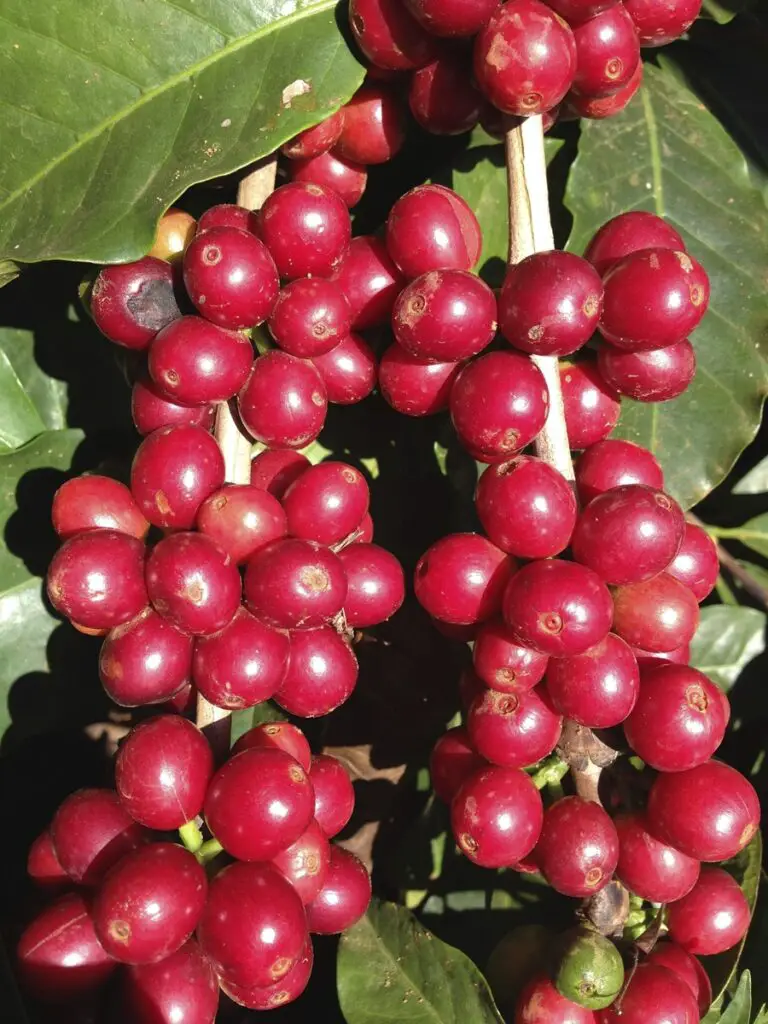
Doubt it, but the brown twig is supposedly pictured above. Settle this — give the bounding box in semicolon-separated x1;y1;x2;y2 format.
688;512;768;610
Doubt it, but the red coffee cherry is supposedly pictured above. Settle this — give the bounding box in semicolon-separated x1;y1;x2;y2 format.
611;572;699;652
472;617;549;693
306;847;371;934
197;203;259;234
90;257;180;350
379;343;464;417
311;332;377;405
148;315;253;404
545;632;639;728
646;942;712;1017
52;475;148;540
196;484;287;563
408;55;483;136
667;867;750;955
667;522;718;601
405;0;498;36
233;722;312;771
623;0;703;46
269;278;352;358
575;439;664;505
221;937;313;1010
238;351;328;450
414;532;516;625
571;5;640;99
99;608;192;707
331;235;405;329
545;0;614;23
614;813;700;904
251;447;310;498
467;687;562;768
585;211;686;276
334;83;407;165
245;538;348;629
258;182;351;279
282;461;369;545
121;940;219;1024
597;339;696;402
386;184;482;279
597;964;699;1024
272;820;331;905
276;626;359;717
131;373;216;435
430;727;486;803
535;796;619;897
51;789;148;886
451;765;543;867
515;974;597;1024
281;109;345;159
310;754;355;837
348;0;439;70
337;543;405;627
288;150;368;208
27;830;69;892
563;60;643;119
560;358;620;449
459;667;487;712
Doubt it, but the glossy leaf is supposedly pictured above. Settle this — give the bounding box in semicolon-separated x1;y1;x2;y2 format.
701;0;752;24
704;971;752;1024
716;515;768;559
733;457;768;495
0;329;67;450
689;606;766;691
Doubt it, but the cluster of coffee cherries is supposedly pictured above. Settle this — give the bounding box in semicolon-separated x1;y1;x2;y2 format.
20;718;370;1017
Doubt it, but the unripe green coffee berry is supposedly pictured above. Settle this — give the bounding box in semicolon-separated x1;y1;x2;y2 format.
554;927;625;1010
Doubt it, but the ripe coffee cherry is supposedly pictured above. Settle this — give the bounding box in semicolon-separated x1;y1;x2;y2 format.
393;269;497;361
331;235;405;329
564;61;642;119
476;456;578;559
611;572;699;652
597;339;696;402
148;316;253;405
459;667;487;712
222;937;313;1010
430;727;486;803
473;618;549;693
196;484;286;563
348;0;438;70
560;359;620;449
415;533;515;625
99;608;192;706
633;641;689;666
405;0;497;35
623;0;702;46
306;847;372;934
379;343;463;416
27;830;69;891
571;6;640;98
282;462;369;545
575;439;664;505
131;424;224;530
197;862;307;988
386;184;482;279
467;687;562;768
499;251;603;357
52;475;148;540
276;626;358;716
233;722;312;771
238;351;327;450
502;559;613;657
281;109;345;159
545;632;639;728
198;203;259;234
334;82;407;165
545;0;614;22
259;182;351;279
269;278;352;358
16;893;116;1002
272;819;331;904
597;964;698;1024
474;1;577;116
646;942;712;1017
311;332;377;404
51;789;147;885
451;351;549;460
667;522;718;601
121;940;219;1024
90;257;179;350
515;974;597;1024
647;760;760;862
599;248;709;351
132;374;216;435
536;797;618;897
614;813;700;904
667;868;750;955
289;150;368;209
245;538;347;628
585;212;686;276
115;716;213;829
146;532;241;635
451;765;543;867
47;530;147;630
149;208;196;263
205;747;314;861
408;55;483;136
310;755;355;837
338;543;405;627
251;447;309;498
93;843;206;965
572;485;685;586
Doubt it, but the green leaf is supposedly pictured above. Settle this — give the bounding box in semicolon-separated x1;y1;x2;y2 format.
0;0;364;267
338;899;504;1024
733;457;768;495
718;972;752;1024
0;328;68;449
701;0;752;23
0;260;20;289
717;515;768;559
689;606;766;692
229;700;286;746
565;63;768;510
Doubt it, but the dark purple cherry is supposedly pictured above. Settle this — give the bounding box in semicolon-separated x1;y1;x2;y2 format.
379;343;464;416
560;358;620;449
545;633;639;728
148;315;253;404
121;939;219;1024
597;338;696;401
310;754;355;837
334;83;408;165
258;182;351;279
131;374;215;435
338;543;405;627
535;796;619;897
306;846;371;934
232;722;312;771
196;483;287;563
666;868;750;955
667;522;718;601
415;532;516;625
467;687;562;768
288;151;367;208
408;54;483;136
99;608;192;706
571;5;640;98
311;332;377;405
585;211;686;276
272;819;331;904
51;789;148;886
575;439;664;505
430;727;486;803
245;537;348;629
52;475;148;540
612;572;699;652
615;812;700;904
330;234;405;329
250;447;309;498
386;184;482;279
275;626;358;717
282;461;369;545
90;257;179;350
348;0;439;70
473;617;549;693
451;765;543;868
238;350;327;450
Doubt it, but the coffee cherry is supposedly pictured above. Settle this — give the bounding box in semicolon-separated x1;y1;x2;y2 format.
545;632;639;727
197;862;307;988
515;974;598;1024
306;846;372;934
197;203;259;234
348;0;439;70
47;530;147;630
408;55;483;136
259;182;351;279
611;572;699;652
667;522;718;601
600;248;709;351
575;439;664;505
473;617;549;693
205;747;314;861
614;813;700;904
564;60;643;119
311;332;377;404
545;0;614;22
499;251;603;357
597;963;698;1024
282;462;369;545
269;278;352;358
192;608;289;709
16;893;116;1003
288;150;368;208
668;868;750;955
379;343;463;416
221;937;313;1010
52;475;148;540
196;484;287;563
90;257;180;350
430;727;486;803
115;716;213;829
281;109;345;159
415;532;516;625
146;532;241;635
51;789;147;885
164;680;198;717
646;942;712;1017
467;687;562;768
476;456;578;559
405;0;497;35
438;620;479;643
310;754;355;837
131;425;224;529
233;722;312;771
459;667;487;712
623;0;703;46
334;83;407;164
337;543;405;627
245;538;347;628
149;208;197;263
27;830;69;891
272;819;331;904
451;765;543;867
386;184;482;279
276;626;358;717
560;358;620;449
331;235;405;328
451;351;549;460
647;759;760;861
536;797;618;897
121;940;219;1024
571;6;640;98
474;1;577;116
148;316;253;406
251;447;310;498
132;374;216;435
238;351;328;449
585;212;686;276
502;559;613;656
99;608;192;706
555;929;624;1011
597;339;696;402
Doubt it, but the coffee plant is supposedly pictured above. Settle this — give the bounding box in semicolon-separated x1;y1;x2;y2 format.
0;0;767;1021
